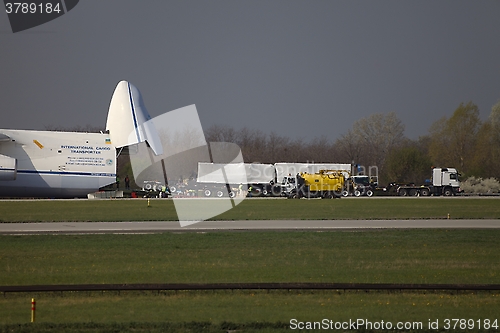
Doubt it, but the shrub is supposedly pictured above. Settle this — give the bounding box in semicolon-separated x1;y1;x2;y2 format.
461;176;500;194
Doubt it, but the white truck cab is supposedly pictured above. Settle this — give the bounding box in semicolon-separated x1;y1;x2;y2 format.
432;168;461;196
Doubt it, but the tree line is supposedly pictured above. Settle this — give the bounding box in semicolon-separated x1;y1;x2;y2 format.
47;100;500;187
205;101;500;186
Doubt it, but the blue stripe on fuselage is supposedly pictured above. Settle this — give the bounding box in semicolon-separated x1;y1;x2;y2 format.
17;170;116;177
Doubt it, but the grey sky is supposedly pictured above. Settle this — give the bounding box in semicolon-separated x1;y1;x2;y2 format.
1;1;499;141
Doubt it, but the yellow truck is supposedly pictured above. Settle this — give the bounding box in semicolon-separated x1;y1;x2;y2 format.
288;169;346;199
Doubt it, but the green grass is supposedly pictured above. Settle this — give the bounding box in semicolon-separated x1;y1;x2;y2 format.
1;231;499;286
0;198;499;222
1;290;499;327
217;197;500;220
1;230;500;330
1;198;499;331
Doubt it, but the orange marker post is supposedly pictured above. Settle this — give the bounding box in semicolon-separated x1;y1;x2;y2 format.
31;298;36;322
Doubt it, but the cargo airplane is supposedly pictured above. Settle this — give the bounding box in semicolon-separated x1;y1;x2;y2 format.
0;81;162;198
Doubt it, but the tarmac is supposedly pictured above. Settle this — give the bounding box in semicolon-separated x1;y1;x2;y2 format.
1;219;499;234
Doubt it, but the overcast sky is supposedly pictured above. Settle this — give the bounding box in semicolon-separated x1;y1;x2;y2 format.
1;1;499;141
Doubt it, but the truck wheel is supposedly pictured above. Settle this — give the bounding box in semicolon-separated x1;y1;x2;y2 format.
341;190;349;197
216;190;224;197
169;186;176;193
420;188;430;196
204;189;211;197
308;191;318;198
262;189;269;196
443;188;453;196
398;189;407;196
366;189;374;197
354;190;362;197
409;189;418;196
229;191;236;198
271;186;282;196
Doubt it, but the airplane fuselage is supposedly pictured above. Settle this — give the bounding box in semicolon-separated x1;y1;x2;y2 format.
0;129;116;198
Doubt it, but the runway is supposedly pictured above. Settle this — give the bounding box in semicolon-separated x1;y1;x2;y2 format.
0;219;499;234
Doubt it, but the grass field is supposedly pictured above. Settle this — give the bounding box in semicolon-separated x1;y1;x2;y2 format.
2;290;499;328
0;197;499;222
1;231;499;285
1;199;500;332
1;230;500;330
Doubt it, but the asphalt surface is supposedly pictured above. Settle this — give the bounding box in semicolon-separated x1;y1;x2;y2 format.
0;219;499;234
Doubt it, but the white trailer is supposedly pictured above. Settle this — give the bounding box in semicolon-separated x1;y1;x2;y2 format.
196;162;275;197
197;162;355;197
197;163;274;184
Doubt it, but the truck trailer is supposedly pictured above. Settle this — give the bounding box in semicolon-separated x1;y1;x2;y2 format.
378;167;461;196
196;162;352;197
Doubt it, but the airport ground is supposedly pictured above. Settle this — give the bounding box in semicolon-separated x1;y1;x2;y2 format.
1;198;500;332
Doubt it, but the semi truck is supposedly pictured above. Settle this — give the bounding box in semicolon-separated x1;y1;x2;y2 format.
196;162;351;197
192;163;462;198
378;167;461;196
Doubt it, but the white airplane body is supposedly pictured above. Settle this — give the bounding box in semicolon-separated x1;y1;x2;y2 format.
0;81;161;198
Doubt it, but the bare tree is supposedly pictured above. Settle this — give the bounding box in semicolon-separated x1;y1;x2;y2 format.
206;113;406;171
335;129;365;165
267;131;291;162
204;124;238;143
236;127;267;162
352;112;405;168
335;112;405;178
